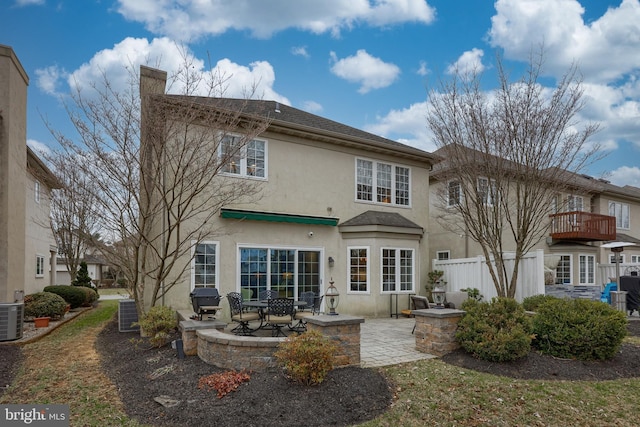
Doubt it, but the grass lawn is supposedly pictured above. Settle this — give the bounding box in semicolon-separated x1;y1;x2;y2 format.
3;301;640;426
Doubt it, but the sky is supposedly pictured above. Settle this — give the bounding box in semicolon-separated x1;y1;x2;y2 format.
2;0;640;186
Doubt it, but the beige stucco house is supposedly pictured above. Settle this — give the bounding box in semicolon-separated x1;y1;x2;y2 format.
140;66;439;318
1;45;60;303
428;145;640;289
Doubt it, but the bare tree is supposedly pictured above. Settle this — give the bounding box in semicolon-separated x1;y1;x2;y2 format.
427;51;601;298
46;57;270;316
47;152;101;282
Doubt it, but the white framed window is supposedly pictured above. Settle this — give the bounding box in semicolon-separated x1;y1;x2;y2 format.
381;248;415;293
579;254;595;285
567;195;584;212
348;247;369;293
608;201;630;230
555;254;572;285
609;253;625;264
220;135;267;178
356;158;410;206
34;180;40;203
631;255;640;263
436;251;450;261
477;177;497;206
35;255;45;277
447;181;461;207
192;242;219;289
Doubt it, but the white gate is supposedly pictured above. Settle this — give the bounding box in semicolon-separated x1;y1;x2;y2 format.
433;250;545;302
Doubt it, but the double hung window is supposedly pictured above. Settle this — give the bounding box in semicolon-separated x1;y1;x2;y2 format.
555;255;571;285
348;247;369;293
477;177;497;206
356;159;410;206
36;255;45;277
447;181;461;207
192;242;218;289
220;135;266;178
381;248;414;293
608;201;630;229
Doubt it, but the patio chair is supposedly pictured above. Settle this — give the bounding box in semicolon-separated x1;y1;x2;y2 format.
411;295;429;334
265;297;295;337
291;291;319;332
259;289;280;301
227;292;261;336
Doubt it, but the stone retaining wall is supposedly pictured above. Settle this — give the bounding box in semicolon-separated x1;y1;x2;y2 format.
306;315;364;367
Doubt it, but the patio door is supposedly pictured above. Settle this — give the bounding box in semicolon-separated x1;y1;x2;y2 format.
240;247;321;300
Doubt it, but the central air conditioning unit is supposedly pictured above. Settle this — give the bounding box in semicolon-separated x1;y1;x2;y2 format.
118;299;140;332
0;303;24;341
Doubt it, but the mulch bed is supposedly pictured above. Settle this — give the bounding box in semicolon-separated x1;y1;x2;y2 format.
2;317;640;426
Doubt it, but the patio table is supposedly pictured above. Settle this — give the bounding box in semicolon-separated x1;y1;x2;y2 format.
243;300;307;329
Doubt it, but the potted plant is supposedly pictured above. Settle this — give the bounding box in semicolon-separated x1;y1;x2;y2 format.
23;291;68;322
34;316;51;328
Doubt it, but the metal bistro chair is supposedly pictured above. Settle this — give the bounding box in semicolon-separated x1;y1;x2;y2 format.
411;295;429;334
227;292;261;336
292;292;322;332
265;298;295;337
259;289;280;301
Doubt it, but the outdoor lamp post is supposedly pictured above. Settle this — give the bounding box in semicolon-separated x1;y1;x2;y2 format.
432;287;446;308
326;278;340;315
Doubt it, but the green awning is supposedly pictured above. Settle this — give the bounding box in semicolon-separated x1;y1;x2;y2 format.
220;208;339;226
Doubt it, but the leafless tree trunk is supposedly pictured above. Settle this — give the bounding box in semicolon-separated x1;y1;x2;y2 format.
428;50;601;298
46;152;101;282
46;56;270;316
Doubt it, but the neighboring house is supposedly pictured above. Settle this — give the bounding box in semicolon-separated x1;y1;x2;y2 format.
0;45;60;303
56;254;108;286
428;145;640;290
25;146;60;295
140;66;440;317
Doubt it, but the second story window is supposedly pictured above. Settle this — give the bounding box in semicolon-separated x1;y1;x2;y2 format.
448;180;461;207
477;177;497;206
220;135;266;178
567;195;583;212
34;180;41;203
356;158;410;206
609;201;630;229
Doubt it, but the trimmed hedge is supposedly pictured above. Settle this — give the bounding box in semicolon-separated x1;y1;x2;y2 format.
521;294;560;312
24;291;67;320
532;298;627;360
455;297;533;362
76;286;99;306
44;285;86;309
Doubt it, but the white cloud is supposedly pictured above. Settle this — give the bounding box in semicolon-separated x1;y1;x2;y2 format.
116;0;436;41
291;46;310;58
364;101;435;151
41;37;288;104
330;49;401;94
488;0;640;83
27;139;51;156
302;100;323;113
14;0;44;6
417;60;429;76
446;48;485;76
35;65;67;96
609;166;640;187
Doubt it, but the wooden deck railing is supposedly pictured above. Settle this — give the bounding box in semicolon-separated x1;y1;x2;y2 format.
549;211;616;241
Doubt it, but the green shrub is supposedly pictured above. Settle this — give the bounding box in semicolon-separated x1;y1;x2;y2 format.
134;305;177;348
24;291;68;320
455;297;533;362
461;287;484;302
521;294;560;312
43;285;86;309
274;330;338;385
75;286;99;306
532;298;627;360
72;261;95;288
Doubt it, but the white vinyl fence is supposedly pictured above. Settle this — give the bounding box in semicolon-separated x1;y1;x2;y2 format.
433;250;546;302
597;263;640;286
